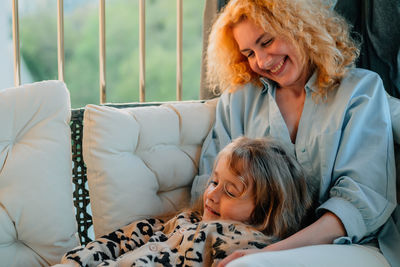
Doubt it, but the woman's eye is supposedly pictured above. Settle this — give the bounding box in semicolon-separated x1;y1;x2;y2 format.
246;51;254;58
261;38;274;47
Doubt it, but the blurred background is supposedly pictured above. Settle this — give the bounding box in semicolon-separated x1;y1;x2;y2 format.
0;0;204;108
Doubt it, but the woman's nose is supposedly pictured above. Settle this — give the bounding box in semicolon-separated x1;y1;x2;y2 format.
256;52;271;70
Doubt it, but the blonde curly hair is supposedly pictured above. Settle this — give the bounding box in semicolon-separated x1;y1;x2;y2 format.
207;0;360;97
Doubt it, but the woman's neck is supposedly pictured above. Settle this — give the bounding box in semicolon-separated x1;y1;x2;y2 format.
277;65;313;94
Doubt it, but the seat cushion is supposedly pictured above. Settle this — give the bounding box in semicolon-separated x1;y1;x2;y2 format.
0;81;79;266
82;100;216;238
226;244;390;267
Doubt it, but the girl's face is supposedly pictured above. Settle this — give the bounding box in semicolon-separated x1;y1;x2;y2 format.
203;154;255;222
232;19;309;89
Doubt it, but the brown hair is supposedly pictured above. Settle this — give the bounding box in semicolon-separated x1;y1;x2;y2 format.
216;136;313;238
207;0;360;98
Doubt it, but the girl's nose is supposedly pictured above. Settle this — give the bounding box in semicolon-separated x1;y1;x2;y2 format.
207;185;221;203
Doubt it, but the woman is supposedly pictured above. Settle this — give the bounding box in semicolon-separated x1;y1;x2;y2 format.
190;0;398;266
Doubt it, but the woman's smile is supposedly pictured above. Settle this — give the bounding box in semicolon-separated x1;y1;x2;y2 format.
268;56;287;75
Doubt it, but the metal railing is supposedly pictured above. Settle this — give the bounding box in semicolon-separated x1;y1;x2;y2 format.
12;0;20;87
11;0;184;103
57;0;64;82
99;0;106;103
176;0;182;101
139;0;145;102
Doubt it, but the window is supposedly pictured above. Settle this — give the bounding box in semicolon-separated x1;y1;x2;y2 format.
16;0;204;108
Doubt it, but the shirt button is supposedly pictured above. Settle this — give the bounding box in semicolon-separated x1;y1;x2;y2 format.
149;244;158;251
301;148;306;153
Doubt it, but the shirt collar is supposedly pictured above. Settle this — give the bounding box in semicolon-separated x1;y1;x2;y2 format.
305;71;318;93
259;71;318;94
259;77;274;94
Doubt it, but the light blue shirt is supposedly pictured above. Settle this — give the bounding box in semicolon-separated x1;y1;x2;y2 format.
191;68;399;266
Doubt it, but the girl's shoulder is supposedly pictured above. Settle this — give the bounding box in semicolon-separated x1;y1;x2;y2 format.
175;211;202;223
161;211;202;233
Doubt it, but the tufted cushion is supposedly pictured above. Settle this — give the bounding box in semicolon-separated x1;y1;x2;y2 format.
0;81;79;266
82;100;217;238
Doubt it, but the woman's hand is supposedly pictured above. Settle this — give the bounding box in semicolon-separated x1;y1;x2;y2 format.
217;212;346;267
217;248;261;267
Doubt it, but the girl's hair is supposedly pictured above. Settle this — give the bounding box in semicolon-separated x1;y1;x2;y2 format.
212;136;312;239
207;0;360;98
165;136;312;239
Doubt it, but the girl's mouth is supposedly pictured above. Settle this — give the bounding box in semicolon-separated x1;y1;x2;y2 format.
206;205;220;216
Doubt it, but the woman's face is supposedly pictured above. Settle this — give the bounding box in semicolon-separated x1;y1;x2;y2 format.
232;19;309;89
203;154;255;222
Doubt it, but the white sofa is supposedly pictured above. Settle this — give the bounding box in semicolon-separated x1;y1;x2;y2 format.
1;81;399;266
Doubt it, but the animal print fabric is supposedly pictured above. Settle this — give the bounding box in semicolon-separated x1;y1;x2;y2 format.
62;212;276;266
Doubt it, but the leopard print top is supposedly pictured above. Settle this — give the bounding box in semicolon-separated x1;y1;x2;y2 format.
62;211;277;266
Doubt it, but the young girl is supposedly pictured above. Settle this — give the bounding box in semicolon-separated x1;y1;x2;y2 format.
57;137;312;267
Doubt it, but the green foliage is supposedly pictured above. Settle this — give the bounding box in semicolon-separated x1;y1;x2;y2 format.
20;0;203;108
20;13;58;81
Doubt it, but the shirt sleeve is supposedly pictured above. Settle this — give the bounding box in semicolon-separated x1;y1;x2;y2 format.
61;218;163;266
190;92;233;202
387;93;400;143
317;72;397;243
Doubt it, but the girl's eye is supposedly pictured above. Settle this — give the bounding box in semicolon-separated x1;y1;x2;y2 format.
224;183;240;198
225;190;236;198
209;180;218;186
